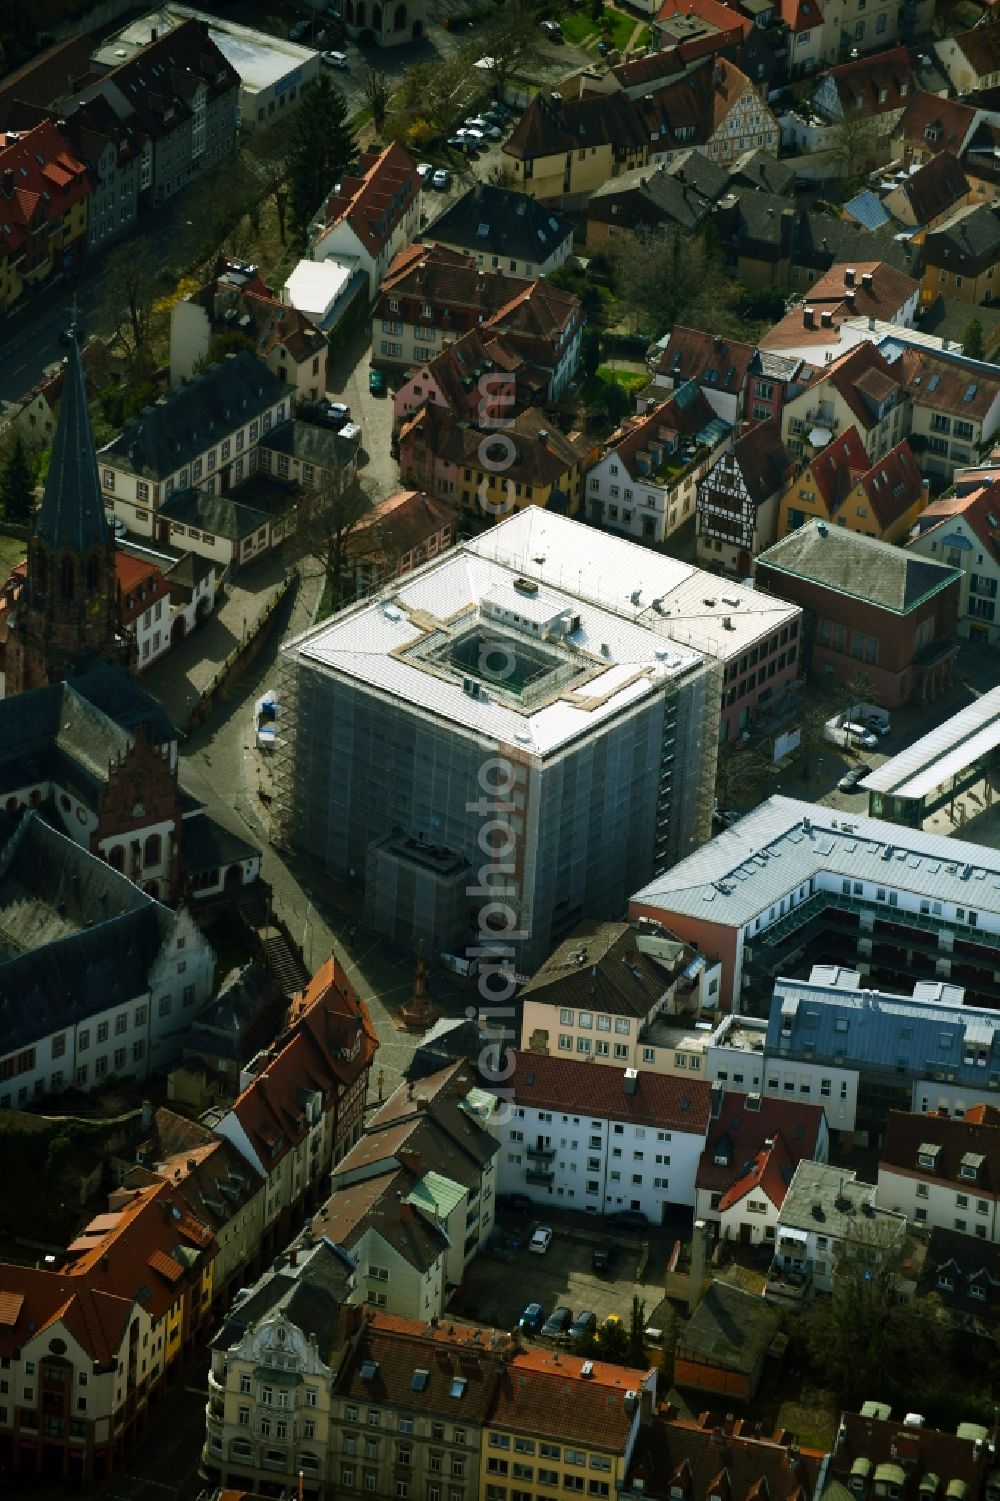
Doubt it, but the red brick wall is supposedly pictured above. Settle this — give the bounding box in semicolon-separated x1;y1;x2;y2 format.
628;902;741;1010
755;563;960;708
95;735;180;900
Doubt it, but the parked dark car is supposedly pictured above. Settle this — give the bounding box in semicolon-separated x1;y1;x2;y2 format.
542;1306;573;1337
592;1242;617;1275
497;1193;532;1214
519;1301;544;1333
569;1310;597;1340
606;1210;649;1231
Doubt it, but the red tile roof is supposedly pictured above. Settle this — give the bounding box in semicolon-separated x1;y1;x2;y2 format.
801;341;903;434
63;1181;217;1324
697;1091;824;1195
0;1265;134;1368
654;0;750;41
504;1049;712;1132
807;425;871;510
950;19;1000;82
317;141;420;257
0;119;89;265
629;1411;823;1501
900;344;1000;421
896;90;978;155
718;1129;795;1211
608;389;723;484
779;0;823;35
492;1349;653;1449
881;1106;1000;1195
854;438;925;530
115;554;169;625
824;46;915;118
895;150;970;225
657;325;755;393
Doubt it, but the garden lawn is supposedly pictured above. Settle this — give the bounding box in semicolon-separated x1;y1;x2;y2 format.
580;364;648;403
0;531;27;580
601;7;639;50
559;11;598;43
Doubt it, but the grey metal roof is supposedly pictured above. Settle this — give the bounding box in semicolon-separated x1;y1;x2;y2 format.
631;792;1000;927
35;336;112;554
861;684;1000;799
765;967;1000;1081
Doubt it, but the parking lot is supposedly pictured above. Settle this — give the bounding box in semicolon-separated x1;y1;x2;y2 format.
449;1210;679;1336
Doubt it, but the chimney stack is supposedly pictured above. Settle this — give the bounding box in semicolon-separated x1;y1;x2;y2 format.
845;267;856;287
820;310;833;328
688;1219;709;1314
861;271;874;290
803;305;815;329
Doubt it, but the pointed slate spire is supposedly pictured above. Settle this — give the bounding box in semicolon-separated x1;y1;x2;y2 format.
33;335;110;553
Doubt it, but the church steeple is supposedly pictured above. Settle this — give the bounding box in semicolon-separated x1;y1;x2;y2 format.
34;335;110;553
5;335;132;697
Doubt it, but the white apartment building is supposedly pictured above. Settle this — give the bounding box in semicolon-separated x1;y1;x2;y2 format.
770;1160;906;1297
711;1004;861;1139
492;1051;711;1222
877;1104;1000;1241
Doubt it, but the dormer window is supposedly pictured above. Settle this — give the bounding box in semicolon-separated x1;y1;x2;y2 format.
960;1153;984;1181
918;1143;941;1171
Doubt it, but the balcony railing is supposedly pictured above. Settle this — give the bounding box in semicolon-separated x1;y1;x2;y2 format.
526;1168;554;1185
765;1258;812;1302
526;1144;555;1160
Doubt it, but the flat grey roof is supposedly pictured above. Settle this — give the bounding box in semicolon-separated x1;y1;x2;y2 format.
861;685;1000;800
95;5;316;85
632;793;1000;928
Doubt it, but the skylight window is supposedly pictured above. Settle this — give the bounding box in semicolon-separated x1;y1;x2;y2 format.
450;1378;467;1399
361;1360;379;1381
412;1369;429;1391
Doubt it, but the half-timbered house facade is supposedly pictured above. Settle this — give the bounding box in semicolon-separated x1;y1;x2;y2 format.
696;418;794;574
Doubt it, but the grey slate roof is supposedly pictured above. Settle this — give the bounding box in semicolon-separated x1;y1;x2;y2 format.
424;183;573;264
728;148;795;197
0;675;157;801
261;418;357;472
100;352;292;480
756;517;961;612
588;164;714;233
675;1281;780;1375
35;336;111;554
765;969;1000;1087
0;814;173;1049
212;1240;352;1360
157;487;275;543
925;200;1000;276
186;961;285;1065
630;792;1000;927
180;810;260;875
71;658;177;745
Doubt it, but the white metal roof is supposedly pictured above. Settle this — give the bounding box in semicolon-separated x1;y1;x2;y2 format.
287;546;703;757
860;686;1000;800
632;793;1000;926
467;509;800;659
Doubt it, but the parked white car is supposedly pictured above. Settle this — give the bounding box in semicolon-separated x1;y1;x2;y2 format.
529;1226;553;1255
